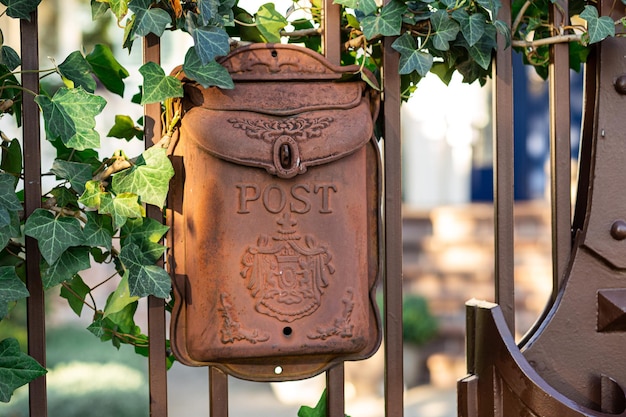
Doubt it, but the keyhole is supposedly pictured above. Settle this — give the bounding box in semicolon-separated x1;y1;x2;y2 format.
280;143;292;169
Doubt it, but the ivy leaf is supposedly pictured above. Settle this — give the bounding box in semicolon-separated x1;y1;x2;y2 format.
91;0;110;19
475;0;500;17
452;9;486;47
99;192;145;229
392;33;434;76
41;246;91;289
333;0;378;16
0;338;47;403
131;6;171;37
50;186;79;208
78;180;105;209
192;25;231;65
85;44;130;97
104;271;139;317
361;0;404;39
462;24;496;70
83;211;113;251
0;266;28;319
35;87;106;151
50;159;93;194
139;61;184;105
111;146;175;207
198;0;220;24
0;45;20;71
256;3;288;43
0;173;21;228
1;138;22;179
60;274;91;316
182;47;234;89
58;51;97;93
580;5;615;44
0;211;20;251
24;209;85;265
97;0;129;21
107;115;143;141
430;9;460;51
121;217;168;264
120;242;171;298
0;0;42;20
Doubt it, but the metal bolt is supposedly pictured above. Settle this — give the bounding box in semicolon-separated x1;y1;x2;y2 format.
610;220;626;240
615;75;626;94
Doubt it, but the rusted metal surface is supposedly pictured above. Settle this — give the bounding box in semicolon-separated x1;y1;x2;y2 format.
143;33;169;417
169;44;382;382
21;11;47;417
459;0;626;413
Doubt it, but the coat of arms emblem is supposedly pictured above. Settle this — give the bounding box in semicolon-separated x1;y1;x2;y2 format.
240;213;335;322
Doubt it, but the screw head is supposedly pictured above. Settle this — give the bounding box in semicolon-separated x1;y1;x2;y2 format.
615;75;626;95
610;220;626;240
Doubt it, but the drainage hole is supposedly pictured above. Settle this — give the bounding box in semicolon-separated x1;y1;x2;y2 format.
271;50;278;58
274;366;283;375
282;326;293;337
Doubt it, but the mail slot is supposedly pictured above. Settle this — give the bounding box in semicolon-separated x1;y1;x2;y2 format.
168;44;382;381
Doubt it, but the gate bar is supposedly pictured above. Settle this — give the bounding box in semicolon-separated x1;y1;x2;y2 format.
549;0;571;299
382;35;404;417
143;33;169;417
322;0;342;65
209;367;228;417
492;0;515;334
21;11;47;417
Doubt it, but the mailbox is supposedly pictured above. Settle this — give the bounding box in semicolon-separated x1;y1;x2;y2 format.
169;44;382;381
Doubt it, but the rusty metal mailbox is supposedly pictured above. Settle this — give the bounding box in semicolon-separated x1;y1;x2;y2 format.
168;44;382;381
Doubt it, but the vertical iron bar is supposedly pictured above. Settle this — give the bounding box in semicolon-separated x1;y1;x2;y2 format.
209;367;229;417
143;33;168;417
322;0;341;65
21;11;47;417
492;0;515;334
549;0;571;299
382;36;404;417
326;363;345;417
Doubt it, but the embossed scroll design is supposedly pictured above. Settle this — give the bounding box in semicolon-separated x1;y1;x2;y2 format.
240;213;335;322
228;116;333;142
307;289;355;340
218;293;270;344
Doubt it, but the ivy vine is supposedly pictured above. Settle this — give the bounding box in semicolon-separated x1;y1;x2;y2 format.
0;0;624;403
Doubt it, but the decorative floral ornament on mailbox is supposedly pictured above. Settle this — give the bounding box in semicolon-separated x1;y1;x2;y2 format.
168;43;382;381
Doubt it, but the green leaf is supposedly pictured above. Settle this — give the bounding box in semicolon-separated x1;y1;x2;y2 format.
132;6;171;37
430;9;460;51
41;246;91;289
0;338;47;403
392;33;434;76
297;389;351;417
192;25;231;65
58;51;97;93
463;25;496;70
121;217;168;264
97;0;129;21
85;44;130;97
0;0;42;20
24;209;85;265
198;0;220;24
182;47;234;89
256;3;288;43
360;0;404;39
0;211;20;251
1;138;22;178
78;180;105;209
111;146;175;207
580;5;615;44
107;114;143;141
0;266;28;319
475;0;500;17
50;159;93;194
120;242;171;298
99;192;145;229
452;9;486;47
35;87;106;151
334;0;378;15
50;186;79;208
91;0;110;19
103;271;139;317
0;45;20;71
0;173;21;228
59;274;91;316
83;211;114;251
139;61;184;105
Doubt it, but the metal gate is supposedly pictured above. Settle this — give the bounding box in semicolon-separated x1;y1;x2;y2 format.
459;0;626;414
17;2;404;417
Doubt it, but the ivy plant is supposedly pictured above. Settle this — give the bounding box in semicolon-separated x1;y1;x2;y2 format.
0;0;624;404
